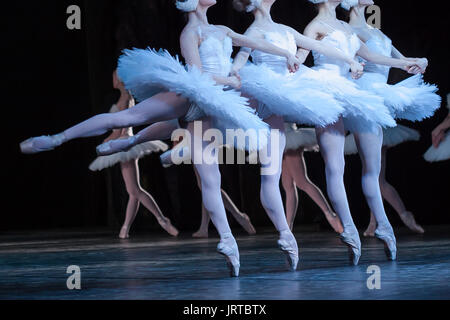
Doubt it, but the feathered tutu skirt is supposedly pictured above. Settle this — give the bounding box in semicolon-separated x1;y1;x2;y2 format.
355;73;441;122
344;125;421;155
117;48;269;151
424;132;450;162
284;124;318;152
89;140;168;171
305;66;397;133
239;64;345;127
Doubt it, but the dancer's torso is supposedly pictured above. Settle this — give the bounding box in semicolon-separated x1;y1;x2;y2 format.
251;26;297;74
312;21;361;76
197;26;233;77
359;27;393;81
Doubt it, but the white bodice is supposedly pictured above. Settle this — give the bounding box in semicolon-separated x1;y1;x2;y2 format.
361;29;393;80
251;30;297;74
313;30;361;76
198;28;233;77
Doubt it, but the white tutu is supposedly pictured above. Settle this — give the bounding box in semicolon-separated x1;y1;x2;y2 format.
89;140;168;171
118;48;269;151
356;73;441;122
424;132;450;162
344;125;421;155
284;124;318;152
239;64;344;127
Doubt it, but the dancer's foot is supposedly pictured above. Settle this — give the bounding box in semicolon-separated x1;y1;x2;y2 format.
157;217;179;237
119;226;130;239
340;227;361;266
375;226;397;261
20;134;66;154
96;135;138;156
217;233;240;277
363;218;377;237
399;211;425;234
323;211;344;234
192;230;209;238
278;230;299;271
235;213;256;235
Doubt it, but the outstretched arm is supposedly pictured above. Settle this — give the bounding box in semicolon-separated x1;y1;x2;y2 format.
357;42;419;73
218;25;300;72
391;46;428;74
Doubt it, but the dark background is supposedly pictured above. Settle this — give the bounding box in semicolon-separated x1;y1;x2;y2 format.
3;0;449;234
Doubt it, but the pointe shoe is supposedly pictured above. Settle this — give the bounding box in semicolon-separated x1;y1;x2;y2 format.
340;229;361;266
217;234;240;277
20;134;65;154
375;227;397;261
192;230;209;238
399;211;425;234
236;213;256;235
96;136;138;156
157;217;179;237
278;230;299;271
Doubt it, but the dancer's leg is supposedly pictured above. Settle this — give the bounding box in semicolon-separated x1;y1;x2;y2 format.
192;167;211;238
221;189;256;235
354;127;396;260
260;115;298;271
281;157;299;231
284;149;343;233
378;147;424;234
187;120;240;276
120;159;178;237
316;119;355;232
119;163;140;239
21;92;189;152
316;118;360;264
98;119;180;156
354;128;392;230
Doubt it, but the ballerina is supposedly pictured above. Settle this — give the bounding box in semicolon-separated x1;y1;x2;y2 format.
88;71;178;239
341;0;441;231
20;0;305;277
424;93;450;162
300;0;423;264
281;123;343;233
344;126;425;236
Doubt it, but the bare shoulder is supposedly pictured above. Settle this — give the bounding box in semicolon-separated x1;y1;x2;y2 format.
303;19;321;37
180;25;199;44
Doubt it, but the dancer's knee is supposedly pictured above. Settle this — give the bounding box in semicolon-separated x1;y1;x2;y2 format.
325;157;345;179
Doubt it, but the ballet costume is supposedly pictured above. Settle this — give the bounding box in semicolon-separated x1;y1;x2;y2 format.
308;23;403;264
89;105;169;171
424;97;450;162
354;27;441;123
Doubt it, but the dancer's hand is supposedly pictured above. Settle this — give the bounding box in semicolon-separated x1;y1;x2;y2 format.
350;61;364;79
416;58;428;73
227;75;242;90
286;53;301;73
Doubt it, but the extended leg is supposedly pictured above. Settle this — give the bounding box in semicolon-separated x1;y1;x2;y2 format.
21;92;189;154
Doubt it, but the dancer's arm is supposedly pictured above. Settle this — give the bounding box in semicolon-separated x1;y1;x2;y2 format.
216;25;300;73
432;114;450;147
357;42;420;74
286;25;363;76
229;27;259;75
180;29;241;89
391;46;428;74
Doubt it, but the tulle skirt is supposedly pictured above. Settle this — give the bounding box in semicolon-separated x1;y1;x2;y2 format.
305;66;397;133
355;73;441;122
239;64;344;127
284;124;318;152
424;132;450;162
89;140;168;171
344;125;421;155
117;48;269;151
